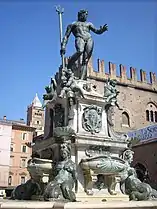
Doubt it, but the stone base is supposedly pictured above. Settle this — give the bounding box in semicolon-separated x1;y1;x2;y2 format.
76;192;129;202
1;199;157;209
31;192;129;202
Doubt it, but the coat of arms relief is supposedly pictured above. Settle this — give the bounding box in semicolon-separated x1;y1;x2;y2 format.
82;105;102;134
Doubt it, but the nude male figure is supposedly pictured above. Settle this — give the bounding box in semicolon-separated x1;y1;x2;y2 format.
60;10;108;80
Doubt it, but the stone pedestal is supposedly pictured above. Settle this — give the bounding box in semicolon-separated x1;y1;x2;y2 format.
42;80;129;199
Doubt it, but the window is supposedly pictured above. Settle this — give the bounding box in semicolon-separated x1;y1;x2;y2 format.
21;158;26;167
10;143;14;152
145;103;157;123
8;176;12;185
150;110;154;122
22;145;27;153
146;110;149;121
22;133;27;140
35;112;42;116
155;111;157;122
122;112;130;127
21;176;25;184
36;121;40;125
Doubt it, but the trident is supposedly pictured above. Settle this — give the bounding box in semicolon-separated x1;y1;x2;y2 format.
55;5;65;69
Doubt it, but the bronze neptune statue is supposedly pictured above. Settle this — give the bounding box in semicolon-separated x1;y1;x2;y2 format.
61;9;108;80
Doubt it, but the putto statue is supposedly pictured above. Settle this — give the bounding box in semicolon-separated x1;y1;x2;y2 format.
61;9;108;80
59;68;84;100
104;78;121;109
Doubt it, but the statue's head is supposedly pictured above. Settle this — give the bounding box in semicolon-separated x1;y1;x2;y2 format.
123;149;134;165
110;79;117;87
66;68;73;76
60;143;71;160
78;9;88;22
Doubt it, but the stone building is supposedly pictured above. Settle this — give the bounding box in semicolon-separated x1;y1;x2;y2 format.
0;116;35;196
9;121;35;187
27;94;45;136
87;58;157;133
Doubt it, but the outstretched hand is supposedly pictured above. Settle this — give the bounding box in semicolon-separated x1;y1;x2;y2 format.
100;24;108;32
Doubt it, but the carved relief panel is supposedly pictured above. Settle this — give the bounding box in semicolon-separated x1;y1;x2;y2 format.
82;105;102;134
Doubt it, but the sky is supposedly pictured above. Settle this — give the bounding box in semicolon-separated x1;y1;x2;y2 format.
0;0;156;121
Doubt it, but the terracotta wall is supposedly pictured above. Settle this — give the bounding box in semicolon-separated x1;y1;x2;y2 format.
9;127;33;187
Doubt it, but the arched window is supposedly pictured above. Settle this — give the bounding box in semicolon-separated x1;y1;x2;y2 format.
145;103;157;123
122;112;130;127
146;110;149;121
155;111;157;122
8;176;12;185
150;110;154;122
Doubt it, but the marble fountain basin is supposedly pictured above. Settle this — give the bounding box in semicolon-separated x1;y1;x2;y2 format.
80;155;128;175
27;158;53;176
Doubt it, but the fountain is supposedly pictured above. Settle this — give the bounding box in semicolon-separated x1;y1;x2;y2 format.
9;6;157;208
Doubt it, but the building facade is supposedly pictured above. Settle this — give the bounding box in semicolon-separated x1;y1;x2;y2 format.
9;123;35;187
0;120;12;189
27;94;45;136
87;58;157;133
0;117;35;191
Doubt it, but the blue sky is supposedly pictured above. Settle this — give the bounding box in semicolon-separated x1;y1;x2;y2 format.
0;0;156;121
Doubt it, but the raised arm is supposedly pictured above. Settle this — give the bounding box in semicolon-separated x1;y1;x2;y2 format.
89;23;108;34
61;24;73;55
